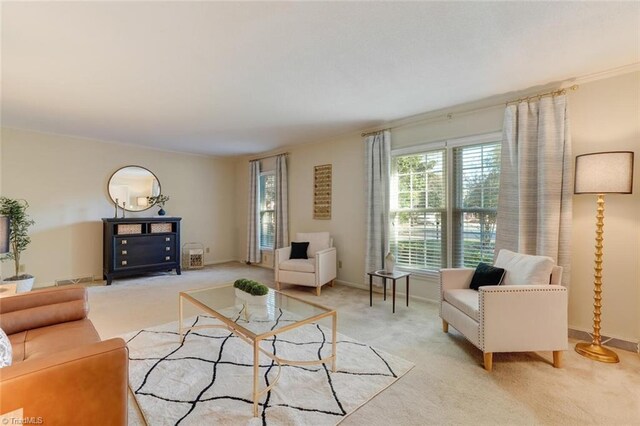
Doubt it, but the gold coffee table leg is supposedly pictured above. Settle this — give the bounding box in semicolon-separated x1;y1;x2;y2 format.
332;313;337;372
253;339;260;417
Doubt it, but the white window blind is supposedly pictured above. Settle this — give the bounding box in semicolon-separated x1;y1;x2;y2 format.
390;135;501;273
259;173;275;249
452;143;501;267
390;149;447;270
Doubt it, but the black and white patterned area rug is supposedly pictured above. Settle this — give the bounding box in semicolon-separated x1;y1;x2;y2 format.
123;313;414;425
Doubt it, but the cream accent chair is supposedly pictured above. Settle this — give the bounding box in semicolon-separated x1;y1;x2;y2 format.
275;232;337;296
440;249;568;371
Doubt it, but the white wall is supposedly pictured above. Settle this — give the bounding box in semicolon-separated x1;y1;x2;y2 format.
235;71;640;343
0;128;237;286
568;71;640;342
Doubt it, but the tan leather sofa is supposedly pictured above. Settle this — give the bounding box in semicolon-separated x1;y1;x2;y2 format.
0;285;128;424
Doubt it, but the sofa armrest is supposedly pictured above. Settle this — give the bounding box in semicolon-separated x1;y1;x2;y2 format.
479;285;568;352
439;268;474;299
274;246;292;281
0;286;89;335
315;247;337;286
0;338;128;424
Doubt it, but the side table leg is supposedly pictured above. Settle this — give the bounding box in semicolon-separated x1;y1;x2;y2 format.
392;279;396;313
253;340;259;417
369;274;373;307
406;275;410;307
383;278;387;301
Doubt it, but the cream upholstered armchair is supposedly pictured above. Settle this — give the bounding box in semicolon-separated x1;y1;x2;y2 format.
440;249;568;371
275;232;337;296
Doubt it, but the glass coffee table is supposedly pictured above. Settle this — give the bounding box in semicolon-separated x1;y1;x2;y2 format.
179;284;337;417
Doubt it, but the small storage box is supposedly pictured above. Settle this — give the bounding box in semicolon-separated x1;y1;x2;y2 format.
150;222;172;233
116;224;142;235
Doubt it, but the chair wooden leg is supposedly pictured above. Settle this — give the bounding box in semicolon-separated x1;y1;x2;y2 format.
483;353;493;372
442;319;449;333
329;280;335;287
553;351;562;368
316;286;321;296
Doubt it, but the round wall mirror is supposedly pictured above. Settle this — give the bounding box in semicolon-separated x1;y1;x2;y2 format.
108;166;161;212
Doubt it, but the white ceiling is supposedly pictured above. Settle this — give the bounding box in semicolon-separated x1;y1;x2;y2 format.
2;2;639;156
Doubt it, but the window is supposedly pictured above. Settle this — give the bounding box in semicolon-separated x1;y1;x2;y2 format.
259;173;276;249
390;134;501;272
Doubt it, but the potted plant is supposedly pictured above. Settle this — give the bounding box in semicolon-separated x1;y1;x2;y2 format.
233;278;270;305
147;194;170;216
0;197;36;293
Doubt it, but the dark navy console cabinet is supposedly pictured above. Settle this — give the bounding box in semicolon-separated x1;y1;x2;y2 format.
102;217;181;285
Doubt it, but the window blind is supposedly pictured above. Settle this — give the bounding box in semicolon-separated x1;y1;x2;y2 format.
259;174;276;249
452;143;501;267
390;149;447;270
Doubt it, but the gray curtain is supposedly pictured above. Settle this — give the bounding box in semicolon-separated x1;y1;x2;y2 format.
274;154;289;250
246;160;261;264
495;95;572;286
364;130;391;285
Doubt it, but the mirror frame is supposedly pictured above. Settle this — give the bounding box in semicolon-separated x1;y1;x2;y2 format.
107;165;161;212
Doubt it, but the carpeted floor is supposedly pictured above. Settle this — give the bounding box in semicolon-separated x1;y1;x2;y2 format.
88;262;640;425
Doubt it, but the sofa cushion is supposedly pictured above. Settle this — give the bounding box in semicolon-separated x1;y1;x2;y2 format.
278;258;315;273
443;289;480;321
290;242;309;259
10;319;100;363
470;263;506;290
296;232;331;257
0;327;12;367
494;249;555;286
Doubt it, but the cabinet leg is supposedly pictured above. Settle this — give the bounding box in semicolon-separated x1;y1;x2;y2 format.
105;275;112;286
442;319;448;333
176;266;182;275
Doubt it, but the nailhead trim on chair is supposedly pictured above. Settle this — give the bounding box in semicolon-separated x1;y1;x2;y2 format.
439;273;443;318
478;286;566;351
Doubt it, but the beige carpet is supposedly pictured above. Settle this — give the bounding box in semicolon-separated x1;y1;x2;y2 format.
88;263;640;425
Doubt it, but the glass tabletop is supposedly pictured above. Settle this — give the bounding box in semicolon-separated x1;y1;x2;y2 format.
181;284;334;337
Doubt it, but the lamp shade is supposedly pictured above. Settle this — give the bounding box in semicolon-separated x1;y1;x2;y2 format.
0;216;9;255
574;151;634;194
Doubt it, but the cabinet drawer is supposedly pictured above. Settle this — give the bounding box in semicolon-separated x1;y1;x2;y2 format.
115;235;175;247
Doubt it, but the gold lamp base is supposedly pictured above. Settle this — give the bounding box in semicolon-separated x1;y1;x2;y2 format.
575;342;619;363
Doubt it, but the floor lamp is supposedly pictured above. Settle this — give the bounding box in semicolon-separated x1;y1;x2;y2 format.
574;151;634;363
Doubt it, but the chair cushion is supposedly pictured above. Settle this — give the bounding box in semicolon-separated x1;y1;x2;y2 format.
494;249;555;286
278;259;315;273
290;242;309;259
470;263;506;290
443;289;480;321
296;232;330;257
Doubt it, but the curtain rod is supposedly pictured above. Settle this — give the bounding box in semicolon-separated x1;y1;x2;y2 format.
249;152;289;162
361;128;391;137
505;85;579;106
360;84;580;138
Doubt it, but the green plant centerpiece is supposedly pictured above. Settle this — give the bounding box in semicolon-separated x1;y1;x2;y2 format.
147;194;170;216
0;197;36;292
234;278;269;296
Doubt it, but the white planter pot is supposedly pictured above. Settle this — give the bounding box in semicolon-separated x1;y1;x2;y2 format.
4;276;35;293
235;288;269;305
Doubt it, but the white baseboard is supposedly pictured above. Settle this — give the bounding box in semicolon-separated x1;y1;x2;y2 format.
203;259;241;266
335;279;437;304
